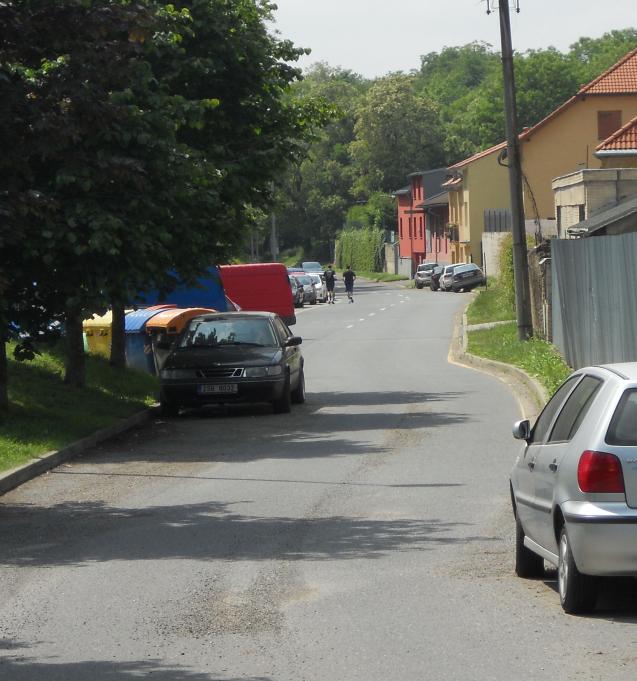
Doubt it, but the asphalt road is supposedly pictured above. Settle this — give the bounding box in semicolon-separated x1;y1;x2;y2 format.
2;280;637;681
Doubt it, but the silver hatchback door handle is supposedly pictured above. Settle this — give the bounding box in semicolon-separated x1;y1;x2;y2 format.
549;461;558;472
528;459;535;470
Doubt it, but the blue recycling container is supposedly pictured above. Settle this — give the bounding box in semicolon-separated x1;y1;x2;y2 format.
134;266;228;312
124;306;176;374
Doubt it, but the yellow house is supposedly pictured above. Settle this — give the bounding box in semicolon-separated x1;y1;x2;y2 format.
443;47;637;265
444;143;509;265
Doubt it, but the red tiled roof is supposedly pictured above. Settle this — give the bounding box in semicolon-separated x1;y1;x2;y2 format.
447;48;637;171
596;114;637;151
579;47;637;95
448;141;506;170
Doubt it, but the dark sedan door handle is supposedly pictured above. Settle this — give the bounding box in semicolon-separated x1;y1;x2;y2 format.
549;461;558;472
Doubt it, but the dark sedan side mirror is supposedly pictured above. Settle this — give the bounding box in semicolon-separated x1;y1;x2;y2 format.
512;419;531;441
285;336;302;347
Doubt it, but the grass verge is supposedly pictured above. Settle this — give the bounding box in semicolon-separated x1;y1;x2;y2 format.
0;343;158;473
466;280;514;324
467;321;571;395
357;271;409;282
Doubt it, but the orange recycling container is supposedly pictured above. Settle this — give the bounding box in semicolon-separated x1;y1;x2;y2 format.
145;307;215;335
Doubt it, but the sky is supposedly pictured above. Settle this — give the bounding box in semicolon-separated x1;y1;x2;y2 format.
270;0;636;78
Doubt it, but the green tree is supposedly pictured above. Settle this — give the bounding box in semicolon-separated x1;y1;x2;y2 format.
0;0;328;406
350;74;445;195
275;63;365;257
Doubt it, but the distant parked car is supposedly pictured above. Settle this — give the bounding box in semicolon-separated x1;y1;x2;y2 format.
511;363;637;614
449;263;486;292
295;274;317;305
289;276;304;308
440;263;467;291
301;261;323;275
309;273;327;303
414;262;438;289
158;312;305;416
429;265;445;291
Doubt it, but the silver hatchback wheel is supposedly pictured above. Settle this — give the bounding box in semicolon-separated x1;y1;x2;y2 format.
558;531;569;601
557;526;597;614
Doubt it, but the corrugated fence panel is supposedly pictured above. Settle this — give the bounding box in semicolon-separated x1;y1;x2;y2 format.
552;234;637;368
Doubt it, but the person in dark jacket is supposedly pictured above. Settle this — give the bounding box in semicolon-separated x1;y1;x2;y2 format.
343;265;356;303
324;265;336;304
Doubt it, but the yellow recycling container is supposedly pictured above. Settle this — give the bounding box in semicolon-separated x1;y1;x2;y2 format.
83;310;132;358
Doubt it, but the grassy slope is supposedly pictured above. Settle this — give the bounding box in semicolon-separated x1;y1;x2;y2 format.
466;286;571;395
0;344;158;472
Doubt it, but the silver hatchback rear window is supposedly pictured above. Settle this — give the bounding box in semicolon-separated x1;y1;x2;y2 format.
606;389;637;446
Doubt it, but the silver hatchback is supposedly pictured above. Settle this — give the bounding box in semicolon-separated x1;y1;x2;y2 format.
510;363;637;613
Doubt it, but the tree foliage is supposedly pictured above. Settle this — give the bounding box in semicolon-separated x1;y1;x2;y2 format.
0;0;328;404
275;27;637;260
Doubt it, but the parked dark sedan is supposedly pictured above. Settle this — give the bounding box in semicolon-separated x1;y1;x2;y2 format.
429;265;445;291
289;275;304;308
450;263;486;292
295;274;317;305
158;312;305;416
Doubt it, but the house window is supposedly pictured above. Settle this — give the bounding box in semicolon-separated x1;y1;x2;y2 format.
598;110;622;141
408;218;412;238
579;204;585;222
419;217;423;238
399;218;403;238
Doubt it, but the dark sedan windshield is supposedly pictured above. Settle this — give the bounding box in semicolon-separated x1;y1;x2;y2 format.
180;318;277;348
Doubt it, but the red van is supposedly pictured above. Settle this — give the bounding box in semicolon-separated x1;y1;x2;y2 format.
219;263;296;326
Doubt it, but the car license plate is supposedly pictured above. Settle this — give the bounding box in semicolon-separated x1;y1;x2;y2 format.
198;384;238;395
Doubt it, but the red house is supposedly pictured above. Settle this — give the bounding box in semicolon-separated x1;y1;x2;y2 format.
393;168;451;274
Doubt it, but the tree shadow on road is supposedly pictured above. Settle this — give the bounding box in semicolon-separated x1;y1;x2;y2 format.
0;648;270;681
0;498;494;568
83;389;472;466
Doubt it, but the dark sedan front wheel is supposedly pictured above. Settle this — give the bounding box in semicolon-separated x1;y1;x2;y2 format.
159;391;180;418
291;367;306;404
273;373;292;414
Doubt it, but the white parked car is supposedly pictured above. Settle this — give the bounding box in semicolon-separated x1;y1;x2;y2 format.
309;273;327;303
510;363;637;613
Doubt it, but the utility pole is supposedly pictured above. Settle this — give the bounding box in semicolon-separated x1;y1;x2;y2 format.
488;0;533;340
270;182;279;262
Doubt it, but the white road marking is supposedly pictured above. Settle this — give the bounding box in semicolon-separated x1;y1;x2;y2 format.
359;318;365;322
347;324;354;329
380;307;386;311
368;313;376;317
390;303;395;307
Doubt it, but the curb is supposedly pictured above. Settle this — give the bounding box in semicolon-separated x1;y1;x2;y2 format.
0;406;158;497
448;307;549;422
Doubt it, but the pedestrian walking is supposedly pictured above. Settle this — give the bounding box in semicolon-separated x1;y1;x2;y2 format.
324;264;336;303
343;265;356;303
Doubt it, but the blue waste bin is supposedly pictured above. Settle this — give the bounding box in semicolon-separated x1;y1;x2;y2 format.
124;306;175;374
134;267;228;311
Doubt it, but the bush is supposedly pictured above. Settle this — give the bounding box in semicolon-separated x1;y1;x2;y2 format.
335;227;385;272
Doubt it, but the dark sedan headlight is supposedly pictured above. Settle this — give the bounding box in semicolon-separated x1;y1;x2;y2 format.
160;368;194;379
244;365;283;378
